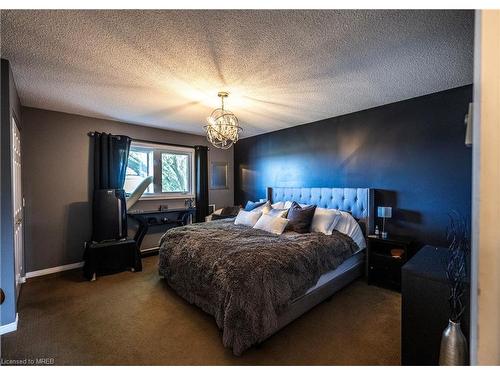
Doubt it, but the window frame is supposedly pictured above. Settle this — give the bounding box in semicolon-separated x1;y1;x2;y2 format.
125;141;195;200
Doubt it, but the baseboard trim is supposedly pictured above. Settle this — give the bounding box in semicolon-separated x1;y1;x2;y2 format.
25;262;84;279
141;247;159;257
0;314;18;336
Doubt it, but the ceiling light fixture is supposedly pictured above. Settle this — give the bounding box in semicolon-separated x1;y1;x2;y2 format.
204;92;242;149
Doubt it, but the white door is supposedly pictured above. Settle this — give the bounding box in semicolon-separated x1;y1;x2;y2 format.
11;117;24;295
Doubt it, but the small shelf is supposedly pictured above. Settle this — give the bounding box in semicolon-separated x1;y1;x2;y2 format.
371;251;404;265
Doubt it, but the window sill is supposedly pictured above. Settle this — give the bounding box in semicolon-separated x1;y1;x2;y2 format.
137;194;195;201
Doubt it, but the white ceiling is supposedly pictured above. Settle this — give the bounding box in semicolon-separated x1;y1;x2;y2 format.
1;10;474;138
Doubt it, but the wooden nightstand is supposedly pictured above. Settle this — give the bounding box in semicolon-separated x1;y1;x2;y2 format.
366;234;415;291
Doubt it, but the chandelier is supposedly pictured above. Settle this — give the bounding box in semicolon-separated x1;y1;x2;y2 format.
204;92;242;149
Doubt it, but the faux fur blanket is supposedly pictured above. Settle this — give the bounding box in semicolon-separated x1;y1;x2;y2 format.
158;219;359;355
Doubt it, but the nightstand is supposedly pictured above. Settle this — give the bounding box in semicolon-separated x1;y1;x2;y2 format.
366;234;415;291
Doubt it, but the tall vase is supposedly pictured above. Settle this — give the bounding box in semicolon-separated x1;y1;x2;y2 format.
439;319;468;365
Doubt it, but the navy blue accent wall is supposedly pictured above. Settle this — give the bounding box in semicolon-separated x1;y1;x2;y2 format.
234;85;472;246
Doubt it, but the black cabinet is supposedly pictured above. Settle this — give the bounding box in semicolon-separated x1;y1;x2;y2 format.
83;238;142;281
366;235;414;290
401;245;470;365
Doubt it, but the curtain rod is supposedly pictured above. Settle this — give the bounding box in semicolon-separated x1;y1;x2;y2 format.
132;138;197;149
87;132;206;150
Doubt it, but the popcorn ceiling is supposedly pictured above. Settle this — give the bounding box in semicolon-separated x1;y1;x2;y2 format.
1;10;473;138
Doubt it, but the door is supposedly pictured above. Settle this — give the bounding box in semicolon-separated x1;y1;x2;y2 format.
471;9;500;364
11;116;24;295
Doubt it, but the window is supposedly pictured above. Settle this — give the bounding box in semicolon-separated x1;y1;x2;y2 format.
124;141;195;199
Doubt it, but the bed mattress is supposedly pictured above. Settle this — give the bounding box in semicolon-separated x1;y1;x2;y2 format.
277;249;365;333
159;219;360;355
304;249;365;295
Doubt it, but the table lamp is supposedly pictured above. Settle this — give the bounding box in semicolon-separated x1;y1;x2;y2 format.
377;206;392;239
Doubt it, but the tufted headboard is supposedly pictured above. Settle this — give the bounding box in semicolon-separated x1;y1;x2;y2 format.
267;187;375;235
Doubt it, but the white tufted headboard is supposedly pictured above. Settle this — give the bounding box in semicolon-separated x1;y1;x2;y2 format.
267;187;374;235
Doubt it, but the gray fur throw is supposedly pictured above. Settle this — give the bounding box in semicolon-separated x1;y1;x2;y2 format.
158;219;358;355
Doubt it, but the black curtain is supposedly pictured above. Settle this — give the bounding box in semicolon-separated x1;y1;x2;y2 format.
194;145;209;223
91;132;131;190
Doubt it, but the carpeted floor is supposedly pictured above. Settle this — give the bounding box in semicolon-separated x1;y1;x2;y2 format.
1;256;401;365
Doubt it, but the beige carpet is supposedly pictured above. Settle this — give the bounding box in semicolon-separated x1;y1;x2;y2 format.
1;256;401;365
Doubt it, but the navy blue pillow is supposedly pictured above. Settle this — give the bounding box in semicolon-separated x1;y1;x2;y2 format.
286;201;317;233
244;200;266;211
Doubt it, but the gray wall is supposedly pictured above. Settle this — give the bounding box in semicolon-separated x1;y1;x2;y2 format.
21;106;234;272
1;58;21;326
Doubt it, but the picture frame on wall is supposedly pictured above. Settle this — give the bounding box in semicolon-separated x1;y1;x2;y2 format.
211;161;228;190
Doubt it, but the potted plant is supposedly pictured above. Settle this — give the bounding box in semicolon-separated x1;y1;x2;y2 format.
439;211;470;365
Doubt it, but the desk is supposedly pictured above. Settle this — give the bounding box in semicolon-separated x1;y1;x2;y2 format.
128;208;195;250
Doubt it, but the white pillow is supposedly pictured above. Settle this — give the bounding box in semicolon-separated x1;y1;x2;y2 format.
252;201;272;214
311;207;342;235
234;210;262;227
267;208;288;218
332;211;366;250
271;201;285;209
253;214;289;235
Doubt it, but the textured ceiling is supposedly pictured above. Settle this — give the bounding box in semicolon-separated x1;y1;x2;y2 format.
0;10;474;138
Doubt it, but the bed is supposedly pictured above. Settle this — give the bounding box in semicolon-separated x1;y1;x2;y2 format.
159;187;374;355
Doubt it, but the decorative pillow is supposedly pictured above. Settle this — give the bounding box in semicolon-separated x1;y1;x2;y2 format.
311;207;342;235
234;210;262;227
244;200;266;211
271;201;285;209
267;208;288;218
211;214;237;221
332;210;366;250
251;201;272;214
221;206;242;216
205;208;223;222
286;201;317;233
253;214;289;235
283;201;294;209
